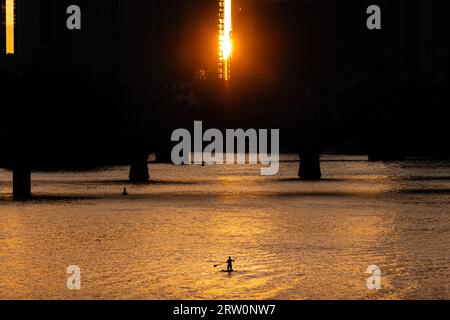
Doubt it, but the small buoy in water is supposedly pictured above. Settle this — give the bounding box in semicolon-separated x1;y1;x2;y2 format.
122;188;128;196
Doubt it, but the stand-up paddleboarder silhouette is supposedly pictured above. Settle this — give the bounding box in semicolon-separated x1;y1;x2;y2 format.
214;256;236;273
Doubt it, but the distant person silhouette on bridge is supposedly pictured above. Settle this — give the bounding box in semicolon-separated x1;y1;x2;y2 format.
226;256;235;272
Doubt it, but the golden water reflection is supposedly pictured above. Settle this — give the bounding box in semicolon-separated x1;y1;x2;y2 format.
0;157;449;299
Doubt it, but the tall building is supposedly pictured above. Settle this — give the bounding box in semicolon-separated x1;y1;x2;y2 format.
1;0;218;81
0;0;5;55
154;0;217;81
1;0;158;89
5;1;217;83
231;0;449;83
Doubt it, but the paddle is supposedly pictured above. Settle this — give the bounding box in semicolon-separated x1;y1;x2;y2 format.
213;258;237;268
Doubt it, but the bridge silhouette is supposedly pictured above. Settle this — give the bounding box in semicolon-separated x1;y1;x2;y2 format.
1;67;448;201
1;0;449;200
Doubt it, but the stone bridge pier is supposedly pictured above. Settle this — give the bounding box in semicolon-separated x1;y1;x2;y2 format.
298;152;322;180
129;153;150;183
12;167;32;200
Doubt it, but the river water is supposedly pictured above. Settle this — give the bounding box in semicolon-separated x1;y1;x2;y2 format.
0;155;449;299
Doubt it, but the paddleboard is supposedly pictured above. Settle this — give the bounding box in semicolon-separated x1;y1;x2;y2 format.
221;270;234;273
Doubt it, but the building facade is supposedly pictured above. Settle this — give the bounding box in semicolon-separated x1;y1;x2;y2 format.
231;0;449;83
2;0;448;85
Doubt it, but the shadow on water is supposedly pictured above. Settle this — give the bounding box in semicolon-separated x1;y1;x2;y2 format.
0;194;13;201
402;189;450;195
2;188;449;204
278;176;450;183
0;194;100;203
402;176;450;181
29;179;201;186
277;177;348;182
29;195;101;202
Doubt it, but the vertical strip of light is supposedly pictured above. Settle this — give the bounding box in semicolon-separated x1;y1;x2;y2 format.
218;0;232;80
5;0;14;54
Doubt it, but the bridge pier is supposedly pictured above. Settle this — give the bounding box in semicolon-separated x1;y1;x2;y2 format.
298;153;322;180
13;167;32;200
129;153;149;183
